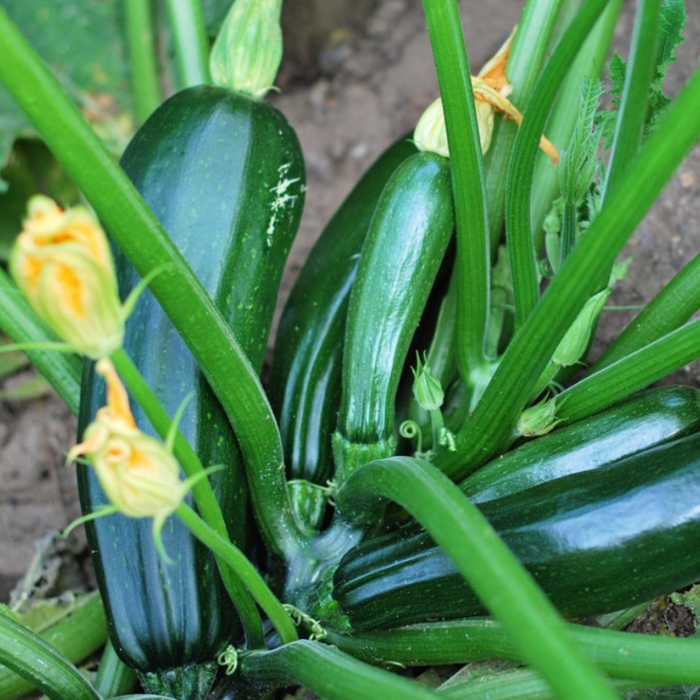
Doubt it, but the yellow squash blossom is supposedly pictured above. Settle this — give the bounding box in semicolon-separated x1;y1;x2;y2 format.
415;28;559;164
10;195;124;359
67;358;190;560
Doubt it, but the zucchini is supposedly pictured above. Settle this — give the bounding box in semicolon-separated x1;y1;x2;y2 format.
268;136;416;488
331;396;700;631
462;385;700;503
77;85;304;695
332;151;454;482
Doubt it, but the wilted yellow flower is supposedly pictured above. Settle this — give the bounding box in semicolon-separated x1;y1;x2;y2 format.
415;28;559;164
10;195;124;359
68;359;188;559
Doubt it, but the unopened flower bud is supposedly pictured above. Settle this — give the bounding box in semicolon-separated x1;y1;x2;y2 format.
412;354;444;412
552;289;609;368
10;196;123;359
518;396;560;437
210;0;283;99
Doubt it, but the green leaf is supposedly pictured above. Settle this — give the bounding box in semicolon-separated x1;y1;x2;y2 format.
560;76;603;207
598;53;627;149
0;0;135;178
646;0;687;132
598;0;687;149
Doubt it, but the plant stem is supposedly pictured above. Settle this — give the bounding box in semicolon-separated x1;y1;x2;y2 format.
165;0;211;89
506;0;611;329
593;248;700;370
483;0;564;251
530;0;621;246
124;0;161;124
440;669;639;700
422;0;489;374
175;503;298;646
94;639;137;698
0;610;101;700
327;618;700;686
0;593;107;700
110;349;265;648
601;0;661;201
434;54;700;480
556;319;700;423
0;6;307;562
0;268;81;415
337;456;621;700
240;640;444;700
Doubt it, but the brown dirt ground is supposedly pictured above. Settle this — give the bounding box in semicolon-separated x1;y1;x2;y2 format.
2;0;700;602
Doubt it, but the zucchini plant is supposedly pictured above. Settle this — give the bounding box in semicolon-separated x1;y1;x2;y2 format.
2;0;700;699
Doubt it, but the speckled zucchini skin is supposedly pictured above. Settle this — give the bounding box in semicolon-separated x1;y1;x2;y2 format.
77;86;305;690
333;409;700;630
268;137;416;487
462;386;700;503
333;150;454;480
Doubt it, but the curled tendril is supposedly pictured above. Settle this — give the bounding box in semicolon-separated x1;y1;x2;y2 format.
282;604;328;641
399;420;420;440
217;645;239;675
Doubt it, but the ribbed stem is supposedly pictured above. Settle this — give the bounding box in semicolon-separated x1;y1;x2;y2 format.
422;0;489;373
337;457;621;700
124;0;161;124
176;504;298;646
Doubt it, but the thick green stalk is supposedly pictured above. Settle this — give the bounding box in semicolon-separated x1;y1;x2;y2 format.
328;618;700;686
93;639;137;698
506;0;611;328
124;0;162;124
593;249;700;370
109;349;264;647
556;319;700;423
0;268;81;414
421;0;489;373
531;0;621;245
0;594;107;700
601;0;661;200
483;0;564;250
434;55;700;480
0;6;306;561
240;640;444;700
165;0;211;88
0;611;101;700
175;504;298;646
337;457;621;700
441;671;637;700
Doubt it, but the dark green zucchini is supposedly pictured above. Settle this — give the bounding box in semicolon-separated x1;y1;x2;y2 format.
462;385;700;503
331;426;700;630
268;136;416;488
332;151;454;482
77;86;304;695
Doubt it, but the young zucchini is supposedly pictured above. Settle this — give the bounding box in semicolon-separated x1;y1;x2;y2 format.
78;85;304;696
268;137;416;488
462;385;700;503
331;426;700;630
332;150;454;482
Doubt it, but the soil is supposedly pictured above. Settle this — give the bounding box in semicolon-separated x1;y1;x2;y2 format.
2;0;700;603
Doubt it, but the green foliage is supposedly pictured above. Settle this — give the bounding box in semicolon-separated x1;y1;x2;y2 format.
0;0;135;179
598;0;686;149
560;76;603;207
